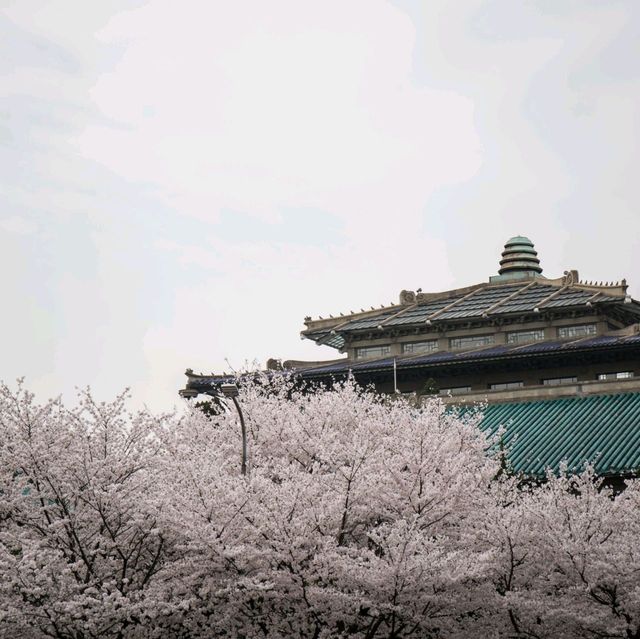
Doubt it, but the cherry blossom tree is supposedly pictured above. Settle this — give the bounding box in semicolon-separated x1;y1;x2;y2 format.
0;381;171;638
480;468;640;639
149;379;501;637
1;376;639;638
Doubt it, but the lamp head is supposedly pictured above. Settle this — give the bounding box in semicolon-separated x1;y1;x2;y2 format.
220;383;240;398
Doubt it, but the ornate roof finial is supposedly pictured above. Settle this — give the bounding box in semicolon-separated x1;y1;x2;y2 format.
498;236;543;277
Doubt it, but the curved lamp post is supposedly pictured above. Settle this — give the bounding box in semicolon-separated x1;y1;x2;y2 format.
180;382;247;476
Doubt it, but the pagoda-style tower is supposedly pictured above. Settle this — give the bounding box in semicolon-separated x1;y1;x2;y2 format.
497;236;543;278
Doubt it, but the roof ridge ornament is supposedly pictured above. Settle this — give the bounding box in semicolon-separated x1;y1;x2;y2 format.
562;270;579;286
498;236;543;277
399;290;416;305
490;236;545;283
574;278;628;297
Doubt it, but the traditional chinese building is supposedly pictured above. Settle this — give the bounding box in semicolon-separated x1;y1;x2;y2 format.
183;237;640;480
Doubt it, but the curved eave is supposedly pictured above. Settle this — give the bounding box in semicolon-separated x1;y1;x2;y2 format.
302;331;346;350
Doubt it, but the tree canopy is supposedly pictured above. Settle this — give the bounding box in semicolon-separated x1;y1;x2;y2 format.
1;378;639;638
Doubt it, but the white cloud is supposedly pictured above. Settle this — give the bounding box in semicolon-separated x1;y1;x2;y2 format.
70;1;481;229
3;0;640;411
0;215;38;235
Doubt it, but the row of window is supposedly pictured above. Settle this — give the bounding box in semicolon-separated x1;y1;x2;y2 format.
438;372;635;394
486;323;597;345
558;324;597;339
450;335;494;349
489;381;524;390
354;324;598;360
439;386;471;395
402;340;438;354
507;329;544;344
354;345;391;360
542;376;577;386
598;371;634;381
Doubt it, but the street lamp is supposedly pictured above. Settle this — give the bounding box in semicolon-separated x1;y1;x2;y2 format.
180;383;248;476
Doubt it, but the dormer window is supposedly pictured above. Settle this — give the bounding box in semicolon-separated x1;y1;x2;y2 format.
354;345;390;360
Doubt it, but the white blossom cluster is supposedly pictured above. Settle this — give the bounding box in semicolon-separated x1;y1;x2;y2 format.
0;378;639;638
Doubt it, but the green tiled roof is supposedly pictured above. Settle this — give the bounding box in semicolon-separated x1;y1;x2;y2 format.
304;281;640;350
469;392;640;477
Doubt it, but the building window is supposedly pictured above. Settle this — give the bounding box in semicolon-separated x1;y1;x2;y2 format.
598;371;634;381
439;386;472;395
450;335;495;350
542;376;578;386
354;345;391;360
507;329;545;344
558;324;597;339
402;340;438;354
489;381;524;390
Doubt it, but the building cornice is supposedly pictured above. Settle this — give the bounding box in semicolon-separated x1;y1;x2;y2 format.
439;376;640;405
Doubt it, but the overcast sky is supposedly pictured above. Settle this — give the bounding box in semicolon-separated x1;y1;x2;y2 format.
3;0;640;410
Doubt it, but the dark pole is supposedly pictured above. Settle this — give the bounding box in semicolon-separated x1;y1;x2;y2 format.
231;395;247;476
180;383;248;476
